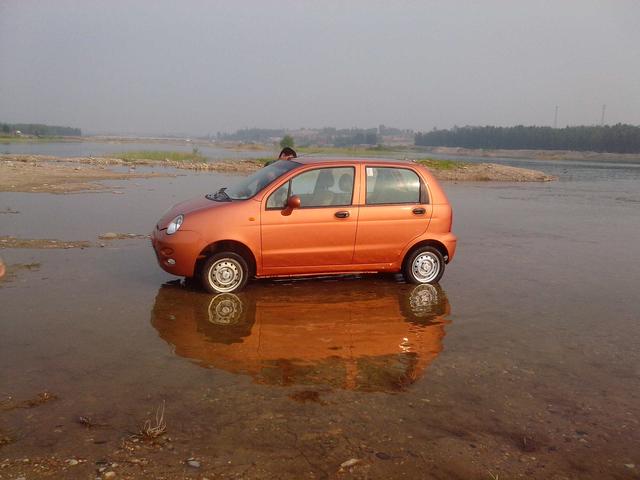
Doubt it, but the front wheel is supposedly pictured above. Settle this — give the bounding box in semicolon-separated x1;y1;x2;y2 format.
201;252;249;294
403;246;445;285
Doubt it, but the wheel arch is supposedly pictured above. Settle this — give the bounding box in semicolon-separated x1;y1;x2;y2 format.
196;240;257;278
402;239;450;272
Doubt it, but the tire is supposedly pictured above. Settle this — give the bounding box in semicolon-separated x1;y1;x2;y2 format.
403;246;445;285
200;252;249;294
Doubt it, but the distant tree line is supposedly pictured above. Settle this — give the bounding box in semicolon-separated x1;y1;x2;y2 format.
378;124;413;136
332;129;378;147
298;127;378;146
0;122;81;136
217;128;285;142
415;124;640;154
218;127;378;147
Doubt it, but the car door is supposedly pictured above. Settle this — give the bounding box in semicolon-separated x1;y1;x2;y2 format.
353;165;433;264
261;166;359;269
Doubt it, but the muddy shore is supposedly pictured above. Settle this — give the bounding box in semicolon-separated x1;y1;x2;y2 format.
0;156;175;194
0;154;554;194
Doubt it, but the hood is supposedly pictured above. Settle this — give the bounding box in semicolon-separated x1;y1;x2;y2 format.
156;195;228;230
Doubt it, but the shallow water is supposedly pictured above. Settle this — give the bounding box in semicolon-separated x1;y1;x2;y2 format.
1;162;639;478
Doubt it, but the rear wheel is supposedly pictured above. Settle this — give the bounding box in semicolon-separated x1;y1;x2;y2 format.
403;246;445;285
201;252;249;294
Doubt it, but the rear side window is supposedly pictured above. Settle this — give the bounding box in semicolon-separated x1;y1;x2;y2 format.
366;167;421;204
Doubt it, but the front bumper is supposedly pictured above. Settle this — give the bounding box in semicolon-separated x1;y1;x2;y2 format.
151;227;203;277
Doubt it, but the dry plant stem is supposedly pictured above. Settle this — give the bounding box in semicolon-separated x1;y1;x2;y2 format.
137;401;167;440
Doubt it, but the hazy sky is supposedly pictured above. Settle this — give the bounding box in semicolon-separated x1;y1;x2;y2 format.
1;0;639;135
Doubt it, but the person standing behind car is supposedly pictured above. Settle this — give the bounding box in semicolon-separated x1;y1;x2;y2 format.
278;147;297;160
264;147;297;167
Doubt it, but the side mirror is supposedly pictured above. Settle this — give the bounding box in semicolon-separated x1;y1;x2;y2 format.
286;195;301;209
281;195;301;216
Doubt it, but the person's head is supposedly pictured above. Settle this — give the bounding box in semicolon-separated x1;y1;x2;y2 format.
278;147;297;160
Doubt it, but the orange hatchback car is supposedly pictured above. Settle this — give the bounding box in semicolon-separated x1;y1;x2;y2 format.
152;158;456;293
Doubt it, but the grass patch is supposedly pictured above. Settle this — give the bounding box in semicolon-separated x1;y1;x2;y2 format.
251;157;274;166
114;150;207;163
415;158;465;170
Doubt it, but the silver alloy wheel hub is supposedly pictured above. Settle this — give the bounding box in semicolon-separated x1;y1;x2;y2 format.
209;258;243;293
208;293;243;324
409;284;439;313
411;252;440;283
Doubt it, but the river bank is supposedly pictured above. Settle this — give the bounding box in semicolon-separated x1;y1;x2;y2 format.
0;154;554;194
420;145;640;163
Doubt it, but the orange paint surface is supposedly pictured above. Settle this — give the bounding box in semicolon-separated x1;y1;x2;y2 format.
151;158;456;280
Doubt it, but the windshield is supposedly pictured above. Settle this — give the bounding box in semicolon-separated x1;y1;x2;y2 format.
223;160;299;200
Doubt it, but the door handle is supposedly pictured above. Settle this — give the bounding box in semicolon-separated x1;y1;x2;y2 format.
412;207;426;215
334;211;350;218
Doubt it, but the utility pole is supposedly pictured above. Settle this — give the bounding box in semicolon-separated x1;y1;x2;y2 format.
600;104;606;126
553;105;559;129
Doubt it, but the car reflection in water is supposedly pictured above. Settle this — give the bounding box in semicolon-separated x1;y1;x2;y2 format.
150;277;451;392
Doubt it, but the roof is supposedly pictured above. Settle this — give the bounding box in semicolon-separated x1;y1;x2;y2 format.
293;156;415;166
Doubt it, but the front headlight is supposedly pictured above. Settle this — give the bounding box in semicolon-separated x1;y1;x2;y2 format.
166;214;184;235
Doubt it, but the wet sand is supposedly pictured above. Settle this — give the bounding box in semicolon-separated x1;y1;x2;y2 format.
0;237;92;249
1;166;639;479
0;157;175;194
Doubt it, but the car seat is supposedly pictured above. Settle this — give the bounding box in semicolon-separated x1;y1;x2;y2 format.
311;170;335;206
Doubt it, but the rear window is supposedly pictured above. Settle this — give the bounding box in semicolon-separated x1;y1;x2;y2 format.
366;167;421;204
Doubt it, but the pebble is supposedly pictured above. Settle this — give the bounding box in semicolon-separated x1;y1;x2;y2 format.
340;458;360;469
625;464;635;469
187;459;201;468
99;232;118;239
104;472;116;479
66;459;79;466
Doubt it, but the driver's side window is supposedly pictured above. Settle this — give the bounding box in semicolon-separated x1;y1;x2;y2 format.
266;182;289;209
266;167;355;209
